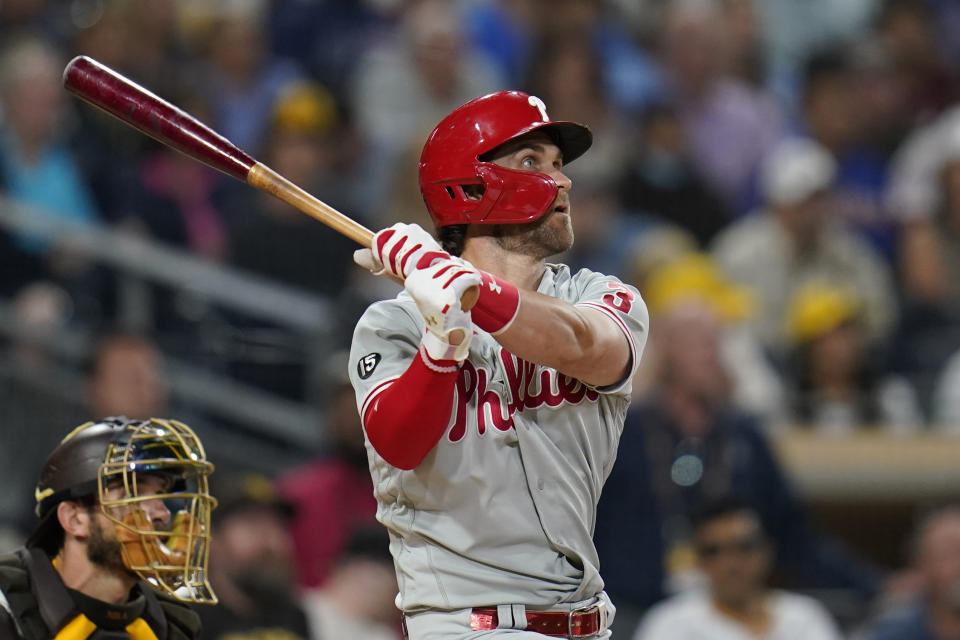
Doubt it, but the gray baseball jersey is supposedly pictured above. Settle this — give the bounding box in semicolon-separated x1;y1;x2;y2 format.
349;263;649;613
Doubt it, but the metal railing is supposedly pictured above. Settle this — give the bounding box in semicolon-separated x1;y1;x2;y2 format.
0;195;339;464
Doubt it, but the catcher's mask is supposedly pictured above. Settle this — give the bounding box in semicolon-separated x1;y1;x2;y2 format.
28;417;217;603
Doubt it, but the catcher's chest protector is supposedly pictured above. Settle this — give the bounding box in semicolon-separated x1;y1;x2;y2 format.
0;548;199;640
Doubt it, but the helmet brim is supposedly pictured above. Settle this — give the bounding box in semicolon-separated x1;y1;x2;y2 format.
538;121;593;165
480;121;593;166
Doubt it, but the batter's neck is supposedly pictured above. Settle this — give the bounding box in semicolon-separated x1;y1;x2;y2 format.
461;239;546;291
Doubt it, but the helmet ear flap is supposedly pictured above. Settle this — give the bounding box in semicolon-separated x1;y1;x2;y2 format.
472;163;558;224
420;164;558;225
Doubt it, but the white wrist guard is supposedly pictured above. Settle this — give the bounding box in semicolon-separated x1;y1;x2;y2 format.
420;329;471;366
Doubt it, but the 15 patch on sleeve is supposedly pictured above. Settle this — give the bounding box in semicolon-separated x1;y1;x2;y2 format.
357;353;382;380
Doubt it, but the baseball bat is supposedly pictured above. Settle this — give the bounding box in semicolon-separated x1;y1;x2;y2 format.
62;55;477;310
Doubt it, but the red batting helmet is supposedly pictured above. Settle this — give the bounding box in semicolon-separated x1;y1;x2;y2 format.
419;91;592;227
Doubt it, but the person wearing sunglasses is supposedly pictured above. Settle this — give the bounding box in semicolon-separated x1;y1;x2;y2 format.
634;498;842;640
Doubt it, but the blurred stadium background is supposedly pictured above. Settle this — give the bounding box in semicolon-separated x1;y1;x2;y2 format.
2;0;960;636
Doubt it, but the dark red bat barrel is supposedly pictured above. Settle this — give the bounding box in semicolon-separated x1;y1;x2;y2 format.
63;55;255;181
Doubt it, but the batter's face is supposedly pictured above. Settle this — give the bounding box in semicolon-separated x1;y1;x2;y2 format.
486;131;574;259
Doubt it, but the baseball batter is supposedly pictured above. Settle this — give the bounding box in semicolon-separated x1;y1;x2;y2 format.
349;91;649;639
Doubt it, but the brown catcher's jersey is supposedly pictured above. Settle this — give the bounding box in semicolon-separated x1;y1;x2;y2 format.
349;264;649;612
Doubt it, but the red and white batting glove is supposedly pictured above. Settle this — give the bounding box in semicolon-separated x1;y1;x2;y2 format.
353;222;450;281
404;257;482;366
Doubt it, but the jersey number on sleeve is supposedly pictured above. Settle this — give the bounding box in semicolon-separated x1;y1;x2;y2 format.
602;283;635;314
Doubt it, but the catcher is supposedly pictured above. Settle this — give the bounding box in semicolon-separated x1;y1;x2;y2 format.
0;417;217;640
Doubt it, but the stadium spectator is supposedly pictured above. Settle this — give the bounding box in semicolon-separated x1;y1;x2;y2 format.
656;0;784;214
125;143;227;260
886;109;960;414
301;526;400;640
226;82;358;297
712;137;897;363
0;329;169;539
874;0;958;123
349;0;502;161
197;472;310;640
0;0;67;47
760;0;880;104
0;283;84;530
635;498;842;640
0;35;101;291
638;252;786;425
886;107;960;295
719;0;764;87
86;332;168;421
523;32;632;194
783;282;922;432
221;84;360;398
595;288;882;639
617;102;733;247
848;36;915;162
932;349;960;429
67;2;191;227
278;351;379;589
268;0;402;95
112;0;189;98
194;0;305;154
799;46;897;260
463;0;663;113
859;503;960;640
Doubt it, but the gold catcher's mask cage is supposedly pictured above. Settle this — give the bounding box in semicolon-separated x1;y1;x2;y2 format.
97;419;217;604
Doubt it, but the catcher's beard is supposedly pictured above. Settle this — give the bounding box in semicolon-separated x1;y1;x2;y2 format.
493;209;574;260
87;511;133;576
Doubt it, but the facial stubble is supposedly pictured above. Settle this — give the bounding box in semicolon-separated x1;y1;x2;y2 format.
493;210;574;260
87;510;132;575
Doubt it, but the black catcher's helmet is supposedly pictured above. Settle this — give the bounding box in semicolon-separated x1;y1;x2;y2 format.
28;417;217;603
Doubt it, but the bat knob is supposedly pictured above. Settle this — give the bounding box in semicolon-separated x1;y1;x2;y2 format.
461;285;479;311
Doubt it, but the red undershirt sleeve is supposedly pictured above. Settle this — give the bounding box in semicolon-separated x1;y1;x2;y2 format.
362;349;460;470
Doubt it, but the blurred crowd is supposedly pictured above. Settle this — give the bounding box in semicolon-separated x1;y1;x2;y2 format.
3;0;960;638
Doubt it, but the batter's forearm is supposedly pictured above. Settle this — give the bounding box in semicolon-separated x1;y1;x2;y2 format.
470;269;630;386
494;294;631;387
363;350;459;470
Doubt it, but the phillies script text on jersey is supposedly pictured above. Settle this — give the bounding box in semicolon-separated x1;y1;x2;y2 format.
449;348;601;441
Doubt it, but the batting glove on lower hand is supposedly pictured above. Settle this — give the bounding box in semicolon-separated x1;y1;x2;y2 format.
354;222;449;281
405;257;482;363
